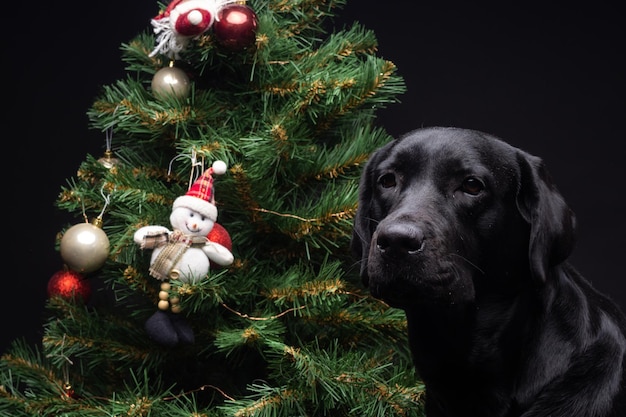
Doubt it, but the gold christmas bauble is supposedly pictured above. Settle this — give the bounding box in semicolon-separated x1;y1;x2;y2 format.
151;66;191;99
60;223;110;274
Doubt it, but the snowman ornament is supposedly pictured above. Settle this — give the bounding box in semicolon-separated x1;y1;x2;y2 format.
134;160;233;346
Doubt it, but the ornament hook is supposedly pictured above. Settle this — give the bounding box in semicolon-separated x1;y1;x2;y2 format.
167;149;206;189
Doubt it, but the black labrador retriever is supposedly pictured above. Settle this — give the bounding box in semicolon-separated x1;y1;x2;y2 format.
351;127;626;417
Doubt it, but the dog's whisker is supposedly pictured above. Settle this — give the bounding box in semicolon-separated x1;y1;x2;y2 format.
347;259;364;273
448;252;485;274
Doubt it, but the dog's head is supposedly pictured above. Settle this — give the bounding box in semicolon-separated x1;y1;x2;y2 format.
351;127;576;308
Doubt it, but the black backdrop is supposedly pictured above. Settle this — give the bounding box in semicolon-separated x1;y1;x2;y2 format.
4;2;624;353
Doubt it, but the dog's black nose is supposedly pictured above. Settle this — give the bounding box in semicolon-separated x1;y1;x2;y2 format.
376;223;424;258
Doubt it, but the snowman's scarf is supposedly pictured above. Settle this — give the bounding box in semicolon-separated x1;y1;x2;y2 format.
148;230;208;281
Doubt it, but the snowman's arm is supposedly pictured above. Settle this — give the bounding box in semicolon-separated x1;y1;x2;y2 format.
134;225;171;249
203;241;234;266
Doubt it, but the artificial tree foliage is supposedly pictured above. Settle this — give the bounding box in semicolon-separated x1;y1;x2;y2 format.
0;1;425;415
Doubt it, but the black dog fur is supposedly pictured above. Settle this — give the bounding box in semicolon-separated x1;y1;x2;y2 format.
351;127;626;416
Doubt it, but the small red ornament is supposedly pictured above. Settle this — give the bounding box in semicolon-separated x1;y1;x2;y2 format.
213;4;258;50
63;382;78;399
208;222;232;250
47;269;91;302
208;223;232;268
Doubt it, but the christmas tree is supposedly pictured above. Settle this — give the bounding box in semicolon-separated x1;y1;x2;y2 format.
1;0;424;415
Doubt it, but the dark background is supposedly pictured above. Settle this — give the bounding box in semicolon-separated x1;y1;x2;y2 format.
4;2;624;353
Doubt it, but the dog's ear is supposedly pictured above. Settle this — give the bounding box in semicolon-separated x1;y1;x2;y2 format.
351;148;385;287
351;165;373;286
515;152;577;283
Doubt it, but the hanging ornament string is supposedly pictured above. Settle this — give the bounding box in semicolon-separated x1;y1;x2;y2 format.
45;334;78;399
77;185;114;226
98;106;121;168
93;185;114;227
167;148;205;190
105;109;116;151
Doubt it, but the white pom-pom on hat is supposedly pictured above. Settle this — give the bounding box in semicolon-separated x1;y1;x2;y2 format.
212;160;227;175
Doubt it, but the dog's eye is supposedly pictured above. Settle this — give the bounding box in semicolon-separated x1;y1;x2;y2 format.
461;177;484;195
378;173;397;189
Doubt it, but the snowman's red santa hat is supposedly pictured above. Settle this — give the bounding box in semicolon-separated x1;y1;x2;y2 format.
172;160;227;221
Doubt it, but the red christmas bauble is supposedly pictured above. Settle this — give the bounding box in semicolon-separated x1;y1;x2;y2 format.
208;222;232;250
208;223;232;269
47;269;91;302
213;4;258;50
